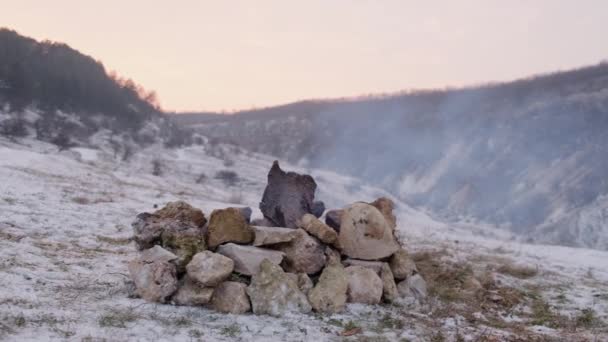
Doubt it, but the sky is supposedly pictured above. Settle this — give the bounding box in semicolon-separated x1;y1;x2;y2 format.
3;0;608;112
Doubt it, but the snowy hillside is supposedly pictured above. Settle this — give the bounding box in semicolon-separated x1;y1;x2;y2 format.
1;136;607;341
176;63;608;251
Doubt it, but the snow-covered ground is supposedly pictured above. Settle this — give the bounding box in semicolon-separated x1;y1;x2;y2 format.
1;137;607;341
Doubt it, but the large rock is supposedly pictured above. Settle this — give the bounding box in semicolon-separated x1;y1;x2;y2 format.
131;201;206;269
380;263;399;303
369;197;396;231
389;248;418;280
345;266;383;304
216;243;285;276
207;207;254;249
277;229;326;274
210;281;251;314
343;259;384;274
337;203;399;260
128;258;177;303
297;214;338;244
308;261;348;313
246;259;312;316
172;275;214;306
259;161;317;228
186;251;234;286
154;201;207;227
324;209;343;233
252;226;299;247
397;274;428;300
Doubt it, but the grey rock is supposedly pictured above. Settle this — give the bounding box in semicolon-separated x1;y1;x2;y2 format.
210;281;251;314
345;266;383;304
311;201;326;218
246;259;312;316
217;243;285;276
128;258;177;303
397;274;428;300
277;229;326;274
172;275;214;306
308;261;348;313
337;203;399;260
252;226;299;247
186;251;234;287
259;161;317;228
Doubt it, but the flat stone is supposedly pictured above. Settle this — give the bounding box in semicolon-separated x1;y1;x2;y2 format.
277;229;326;275
210;281;251;314
345;266;383;304
308;261;348;313
251;226;299;247
246;259;312;316
140;245;178;264
216;243;285;276
337;203;399;260
186;251;234;287
172;275;214;306
207;207;254;249
259;161;317;228
297;213;338;244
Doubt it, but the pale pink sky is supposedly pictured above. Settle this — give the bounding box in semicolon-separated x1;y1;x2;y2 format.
3;0;608;111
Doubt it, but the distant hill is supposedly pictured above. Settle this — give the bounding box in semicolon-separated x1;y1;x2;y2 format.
0;28;187;148
175;63;608;250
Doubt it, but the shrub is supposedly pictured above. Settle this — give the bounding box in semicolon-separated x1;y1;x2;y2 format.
214;170;238;186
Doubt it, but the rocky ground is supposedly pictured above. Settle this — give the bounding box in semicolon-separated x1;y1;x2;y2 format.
0;137;607;341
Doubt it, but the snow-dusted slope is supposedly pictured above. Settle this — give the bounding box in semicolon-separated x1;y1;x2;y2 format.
1;137;607;341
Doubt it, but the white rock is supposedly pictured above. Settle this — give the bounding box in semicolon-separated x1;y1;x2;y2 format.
337;203;399;260
186;251;234;286
345;266;383;304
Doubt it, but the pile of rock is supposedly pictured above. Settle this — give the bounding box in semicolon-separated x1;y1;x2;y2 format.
127;161;427;316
